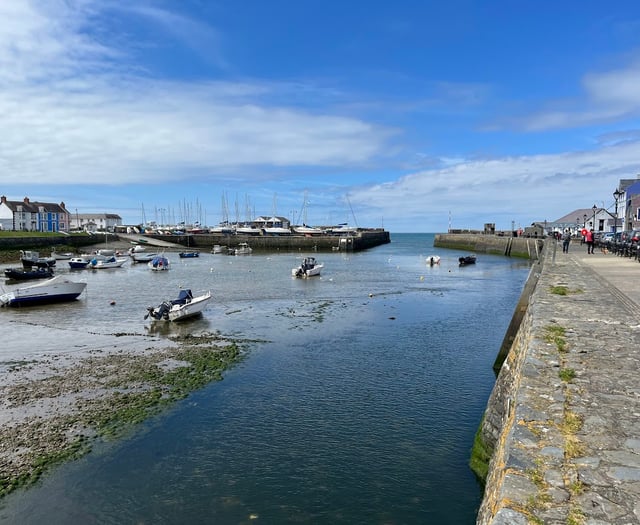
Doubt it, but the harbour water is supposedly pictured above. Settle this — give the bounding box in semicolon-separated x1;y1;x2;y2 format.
0;233;531;524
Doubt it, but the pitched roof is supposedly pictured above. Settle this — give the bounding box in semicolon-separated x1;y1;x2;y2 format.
554;208;613;223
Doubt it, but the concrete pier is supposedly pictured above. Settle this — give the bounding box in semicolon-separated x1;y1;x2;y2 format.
477;240;640;524
146;229;390;252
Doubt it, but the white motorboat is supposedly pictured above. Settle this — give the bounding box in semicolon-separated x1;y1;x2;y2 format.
145;289;212;322
293;225;323;235
148;255;170;271
233;243;252;255
426;255;441;266
263;226;291;235
0;276;87;307
292;256;323;278
88;256;128;269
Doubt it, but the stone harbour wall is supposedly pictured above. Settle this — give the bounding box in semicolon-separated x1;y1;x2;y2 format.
476;240;640;524
434;233;544;260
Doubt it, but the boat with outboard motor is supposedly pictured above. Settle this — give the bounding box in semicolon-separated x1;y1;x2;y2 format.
426;255;441;266
292;256;323;278
0;276;87;307
145;289;212;321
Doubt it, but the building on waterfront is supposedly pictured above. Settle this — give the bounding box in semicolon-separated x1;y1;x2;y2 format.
0;196;70;232
70;213;123;233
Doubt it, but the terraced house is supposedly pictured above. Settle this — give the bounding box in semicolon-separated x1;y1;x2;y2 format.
0;196;70;232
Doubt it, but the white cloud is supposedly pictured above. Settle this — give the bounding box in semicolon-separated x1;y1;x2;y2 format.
0;1;393;185
348;139;640;229
516;60;640;131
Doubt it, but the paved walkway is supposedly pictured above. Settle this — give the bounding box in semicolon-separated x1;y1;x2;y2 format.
523;241;640;524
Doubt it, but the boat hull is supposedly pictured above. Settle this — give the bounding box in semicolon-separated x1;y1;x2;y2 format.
4;268;54;280
0;277;87;307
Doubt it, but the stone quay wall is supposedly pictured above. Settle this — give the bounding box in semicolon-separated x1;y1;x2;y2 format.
476;241;640;524
150;229;391;252
434;233;544;260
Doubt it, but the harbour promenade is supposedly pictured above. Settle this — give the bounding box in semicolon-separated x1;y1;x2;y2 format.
478;240;640;525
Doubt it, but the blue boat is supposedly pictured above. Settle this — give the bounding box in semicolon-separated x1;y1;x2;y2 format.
178;251;200;258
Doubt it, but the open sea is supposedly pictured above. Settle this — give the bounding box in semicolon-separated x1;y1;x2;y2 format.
0;233;531;524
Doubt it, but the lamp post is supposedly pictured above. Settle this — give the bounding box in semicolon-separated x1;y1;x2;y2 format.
576;216;580;235
583;214;587;227
592;204;598;233
613;189;623;234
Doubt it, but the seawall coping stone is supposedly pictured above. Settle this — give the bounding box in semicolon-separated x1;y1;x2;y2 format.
478;240;640;524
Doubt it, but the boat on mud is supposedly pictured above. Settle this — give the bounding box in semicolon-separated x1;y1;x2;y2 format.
0;276;87;307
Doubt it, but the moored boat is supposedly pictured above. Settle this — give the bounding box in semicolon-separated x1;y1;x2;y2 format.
458;255;477;266
88;256;128;269
4;267;54;280
50;249;74;260
0;276;87;307
68;258;90;269
292;256;323;278
145;289;212;322
131;252;158;263
178;251;200;258
426;255;441;266
148;255;170;271
20;250;56;269
233;243;252;255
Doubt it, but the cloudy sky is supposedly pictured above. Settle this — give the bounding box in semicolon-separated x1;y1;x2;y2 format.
2;0;640;232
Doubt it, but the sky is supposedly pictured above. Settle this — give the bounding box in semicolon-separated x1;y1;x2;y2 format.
2;1;640;232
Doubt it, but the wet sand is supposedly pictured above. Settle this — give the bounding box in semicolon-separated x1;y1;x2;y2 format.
0;330;244;498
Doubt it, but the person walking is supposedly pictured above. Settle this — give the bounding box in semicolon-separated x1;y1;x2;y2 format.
562;229;571;253
586;229;595;254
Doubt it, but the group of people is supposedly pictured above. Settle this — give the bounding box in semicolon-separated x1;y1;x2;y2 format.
561;228;595;254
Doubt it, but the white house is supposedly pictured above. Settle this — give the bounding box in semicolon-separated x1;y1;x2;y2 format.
70;213;123;232
0;196;70;232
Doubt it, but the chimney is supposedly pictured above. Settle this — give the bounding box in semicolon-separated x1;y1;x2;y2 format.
60;201;66;209
1;196;6;204
23;197;30;204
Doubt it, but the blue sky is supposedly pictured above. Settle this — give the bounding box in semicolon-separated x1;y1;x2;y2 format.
2;1;640;232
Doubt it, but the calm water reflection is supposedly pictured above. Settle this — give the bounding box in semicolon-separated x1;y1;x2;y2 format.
0;234;531;524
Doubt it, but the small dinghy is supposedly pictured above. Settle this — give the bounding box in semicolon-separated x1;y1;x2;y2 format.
426;255;441;266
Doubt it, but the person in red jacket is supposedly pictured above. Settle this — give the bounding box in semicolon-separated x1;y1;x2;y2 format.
586;229;594;254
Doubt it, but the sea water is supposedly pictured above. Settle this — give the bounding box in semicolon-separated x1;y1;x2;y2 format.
0;233;531;524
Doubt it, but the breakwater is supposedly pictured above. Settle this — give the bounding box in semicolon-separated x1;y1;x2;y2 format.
148;228;390;252
475;241;640;524
434;233;544;259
